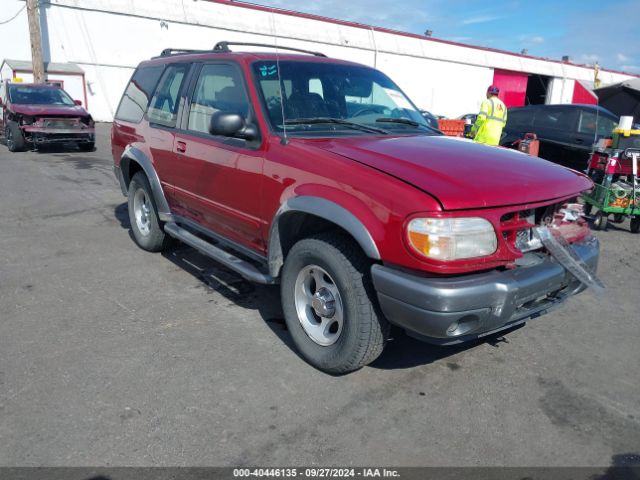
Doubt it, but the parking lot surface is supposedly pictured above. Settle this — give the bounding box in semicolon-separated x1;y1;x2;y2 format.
0;124;639;467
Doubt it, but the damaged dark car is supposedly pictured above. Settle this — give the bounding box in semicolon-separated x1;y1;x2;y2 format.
0;82;95;152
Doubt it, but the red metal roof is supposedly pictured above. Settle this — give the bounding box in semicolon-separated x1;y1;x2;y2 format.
204;0;640;78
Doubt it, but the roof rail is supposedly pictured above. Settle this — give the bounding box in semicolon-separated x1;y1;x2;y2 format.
159;48;211;57
213;41;326;57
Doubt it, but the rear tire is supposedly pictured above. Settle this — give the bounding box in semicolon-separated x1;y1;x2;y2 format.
78;142;95;152
281;232;389;374
127;172;172;252
593;211;608;231
5;121;26;152
631;217;640;234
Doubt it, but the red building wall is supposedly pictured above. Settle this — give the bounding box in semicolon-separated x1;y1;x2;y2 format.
572;80;598;105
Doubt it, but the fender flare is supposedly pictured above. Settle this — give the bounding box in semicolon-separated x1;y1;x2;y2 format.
120;146;173;222
267;196;381;277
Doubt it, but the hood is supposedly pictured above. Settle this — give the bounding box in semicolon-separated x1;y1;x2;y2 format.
10;104;89;117
301;135;592;210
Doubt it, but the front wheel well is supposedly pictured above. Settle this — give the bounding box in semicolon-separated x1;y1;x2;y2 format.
271;211;372;278
121;157;144;190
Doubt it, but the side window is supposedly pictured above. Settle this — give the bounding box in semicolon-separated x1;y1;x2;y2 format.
187;64;250;135
507;110;533;130
147;64;189;128
114;65;164;123
533;108;576;131
578;110;617;137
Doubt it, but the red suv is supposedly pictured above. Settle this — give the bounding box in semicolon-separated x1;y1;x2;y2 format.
112;42;600;373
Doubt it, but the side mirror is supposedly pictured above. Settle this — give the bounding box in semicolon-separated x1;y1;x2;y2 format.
74;99;82;106
209;111;258;141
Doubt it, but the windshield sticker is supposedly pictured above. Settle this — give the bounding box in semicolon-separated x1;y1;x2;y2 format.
259;64;278;78
383;88;413;110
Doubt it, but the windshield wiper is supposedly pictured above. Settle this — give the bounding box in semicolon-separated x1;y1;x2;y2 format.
285;117;389;134
375;117;420;127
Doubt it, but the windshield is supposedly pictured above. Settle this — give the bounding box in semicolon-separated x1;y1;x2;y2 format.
8;85;75;106
252;60;435;136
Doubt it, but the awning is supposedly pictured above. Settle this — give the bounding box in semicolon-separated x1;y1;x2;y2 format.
594;78;640;120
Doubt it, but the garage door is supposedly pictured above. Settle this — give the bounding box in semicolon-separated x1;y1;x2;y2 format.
492;69;528;108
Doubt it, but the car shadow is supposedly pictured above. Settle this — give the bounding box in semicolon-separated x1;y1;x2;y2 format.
113;202;526;372
369;324;524;371
35;143;96;154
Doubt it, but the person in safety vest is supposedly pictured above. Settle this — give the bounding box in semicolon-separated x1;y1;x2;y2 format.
470;85;507;146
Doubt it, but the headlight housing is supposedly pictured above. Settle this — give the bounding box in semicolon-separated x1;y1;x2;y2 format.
20;116;35;126
406;217;497;261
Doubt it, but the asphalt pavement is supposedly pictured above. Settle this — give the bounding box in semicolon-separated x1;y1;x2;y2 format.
0;124;639;468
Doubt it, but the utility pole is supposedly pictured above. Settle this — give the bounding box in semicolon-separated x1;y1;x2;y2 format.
26;0;45;83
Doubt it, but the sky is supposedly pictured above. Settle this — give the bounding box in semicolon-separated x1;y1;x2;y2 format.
250;0;640;73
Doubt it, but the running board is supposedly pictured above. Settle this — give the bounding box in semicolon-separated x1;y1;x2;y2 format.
164;222;276;285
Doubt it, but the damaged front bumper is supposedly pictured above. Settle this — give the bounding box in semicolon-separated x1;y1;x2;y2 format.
22;125;95;145
372;235;600;345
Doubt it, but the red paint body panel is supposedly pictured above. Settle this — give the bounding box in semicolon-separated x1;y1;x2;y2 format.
170;131;266;252
308;135;591;209
572;81;598;105
111;52;595;276
492;69;528;108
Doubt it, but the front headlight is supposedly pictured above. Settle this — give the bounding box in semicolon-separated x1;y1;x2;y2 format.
20;116;35;125
406;217;497;261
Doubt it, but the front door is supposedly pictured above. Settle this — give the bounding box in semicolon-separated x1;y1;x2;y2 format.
171;62;265;254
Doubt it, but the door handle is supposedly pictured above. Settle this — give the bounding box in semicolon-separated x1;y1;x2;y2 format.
176;141;187;153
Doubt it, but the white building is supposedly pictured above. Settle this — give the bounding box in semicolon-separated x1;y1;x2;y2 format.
0;0;636;121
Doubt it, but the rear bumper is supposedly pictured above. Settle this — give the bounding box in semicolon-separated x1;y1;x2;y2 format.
372;236;599;345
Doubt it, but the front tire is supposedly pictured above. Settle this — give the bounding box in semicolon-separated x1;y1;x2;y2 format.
127;172;171;252
281;233;389;374
631;217;640;234
5;121;26;152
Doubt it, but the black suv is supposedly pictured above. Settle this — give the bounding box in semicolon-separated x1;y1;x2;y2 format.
501;104;618;171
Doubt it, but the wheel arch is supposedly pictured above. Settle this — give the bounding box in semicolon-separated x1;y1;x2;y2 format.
120;146;173;222
267;196;381;278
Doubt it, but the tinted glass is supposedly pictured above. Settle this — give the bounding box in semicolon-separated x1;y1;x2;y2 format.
577;110;617;137
252;60;431;135
147;64;189;128
8;85;74;106
187;64;250;134
533;108;576;130
115;65;164;123
506;109;534;130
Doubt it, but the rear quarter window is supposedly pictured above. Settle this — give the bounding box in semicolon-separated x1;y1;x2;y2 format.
115;65;165;123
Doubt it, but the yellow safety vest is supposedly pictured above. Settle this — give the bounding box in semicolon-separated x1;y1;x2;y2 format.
472;96;507;146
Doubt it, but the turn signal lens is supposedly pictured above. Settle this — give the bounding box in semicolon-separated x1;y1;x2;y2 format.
406;217;497;261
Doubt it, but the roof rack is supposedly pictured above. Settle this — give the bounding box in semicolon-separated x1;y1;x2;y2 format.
159;48;210;57
213;41;326;57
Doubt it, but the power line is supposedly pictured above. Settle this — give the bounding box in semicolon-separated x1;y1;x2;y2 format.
0;4;26;25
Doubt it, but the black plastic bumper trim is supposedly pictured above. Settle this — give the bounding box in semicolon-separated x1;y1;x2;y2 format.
372;237;600;344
